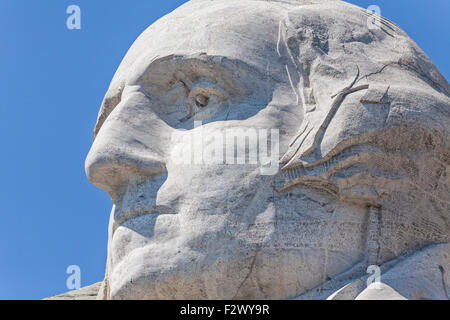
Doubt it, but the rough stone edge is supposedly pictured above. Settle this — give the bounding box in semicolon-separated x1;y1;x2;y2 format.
43;282;102;300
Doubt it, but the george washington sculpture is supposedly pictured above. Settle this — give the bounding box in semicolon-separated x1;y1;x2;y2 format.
85;0;450;300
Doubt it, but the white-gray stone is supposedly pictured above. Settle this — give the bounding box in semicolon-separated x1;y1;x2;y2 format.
84;0;450;300
44;282;102;300
355;283;407;300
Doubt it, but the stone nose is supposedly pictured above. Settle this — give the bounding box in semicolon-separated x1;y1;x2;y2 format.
85;89;173;203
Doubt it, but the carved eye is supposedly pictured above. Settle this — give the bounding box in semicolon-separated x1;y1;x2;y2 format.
194;94;209;108
179;84;229;121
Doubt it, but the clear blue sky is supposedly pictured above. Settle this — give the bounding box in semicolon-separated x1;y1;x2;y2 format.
0;0;448;300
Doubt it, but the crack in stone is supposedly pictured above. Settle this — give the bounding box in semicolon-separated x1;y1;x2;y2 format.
232;247;261;299
357;61;449;96
438;265;449;300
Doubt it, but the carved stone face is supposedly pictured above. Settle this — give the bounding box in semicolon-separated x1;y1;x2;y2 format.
85;0;450;299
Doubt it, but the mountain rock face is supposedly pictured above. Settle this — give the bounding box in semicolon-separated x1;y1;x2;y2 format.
44;283;102;300
79;0;449;300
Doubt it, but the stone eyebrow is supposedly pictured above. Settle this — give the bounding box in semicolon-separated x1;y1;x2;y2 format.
136;53;235;92
93;86;123;141
138;53;247;100
93;55;175;140
93;54;251;140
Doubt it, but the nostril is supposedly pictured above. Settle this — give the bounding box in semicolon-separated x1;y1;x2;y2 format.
85;148;166;204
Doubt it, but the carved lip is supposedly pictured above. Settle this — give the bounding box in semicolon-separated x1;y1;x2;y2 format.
113;205;177;232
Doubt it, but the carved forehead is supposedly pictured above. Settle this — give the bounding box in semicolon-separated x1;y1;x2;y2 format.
95;0;349;139
105;0;348;92
108;0;289;91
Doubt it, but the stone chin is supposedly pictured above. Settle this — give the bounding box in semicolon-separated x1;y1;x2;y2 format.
86;0;450;300
106;186;367;299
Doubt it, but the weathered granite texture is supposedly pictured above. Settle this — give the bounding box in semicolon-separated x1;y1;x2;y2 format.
44;282;102;300
84;0;450;299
